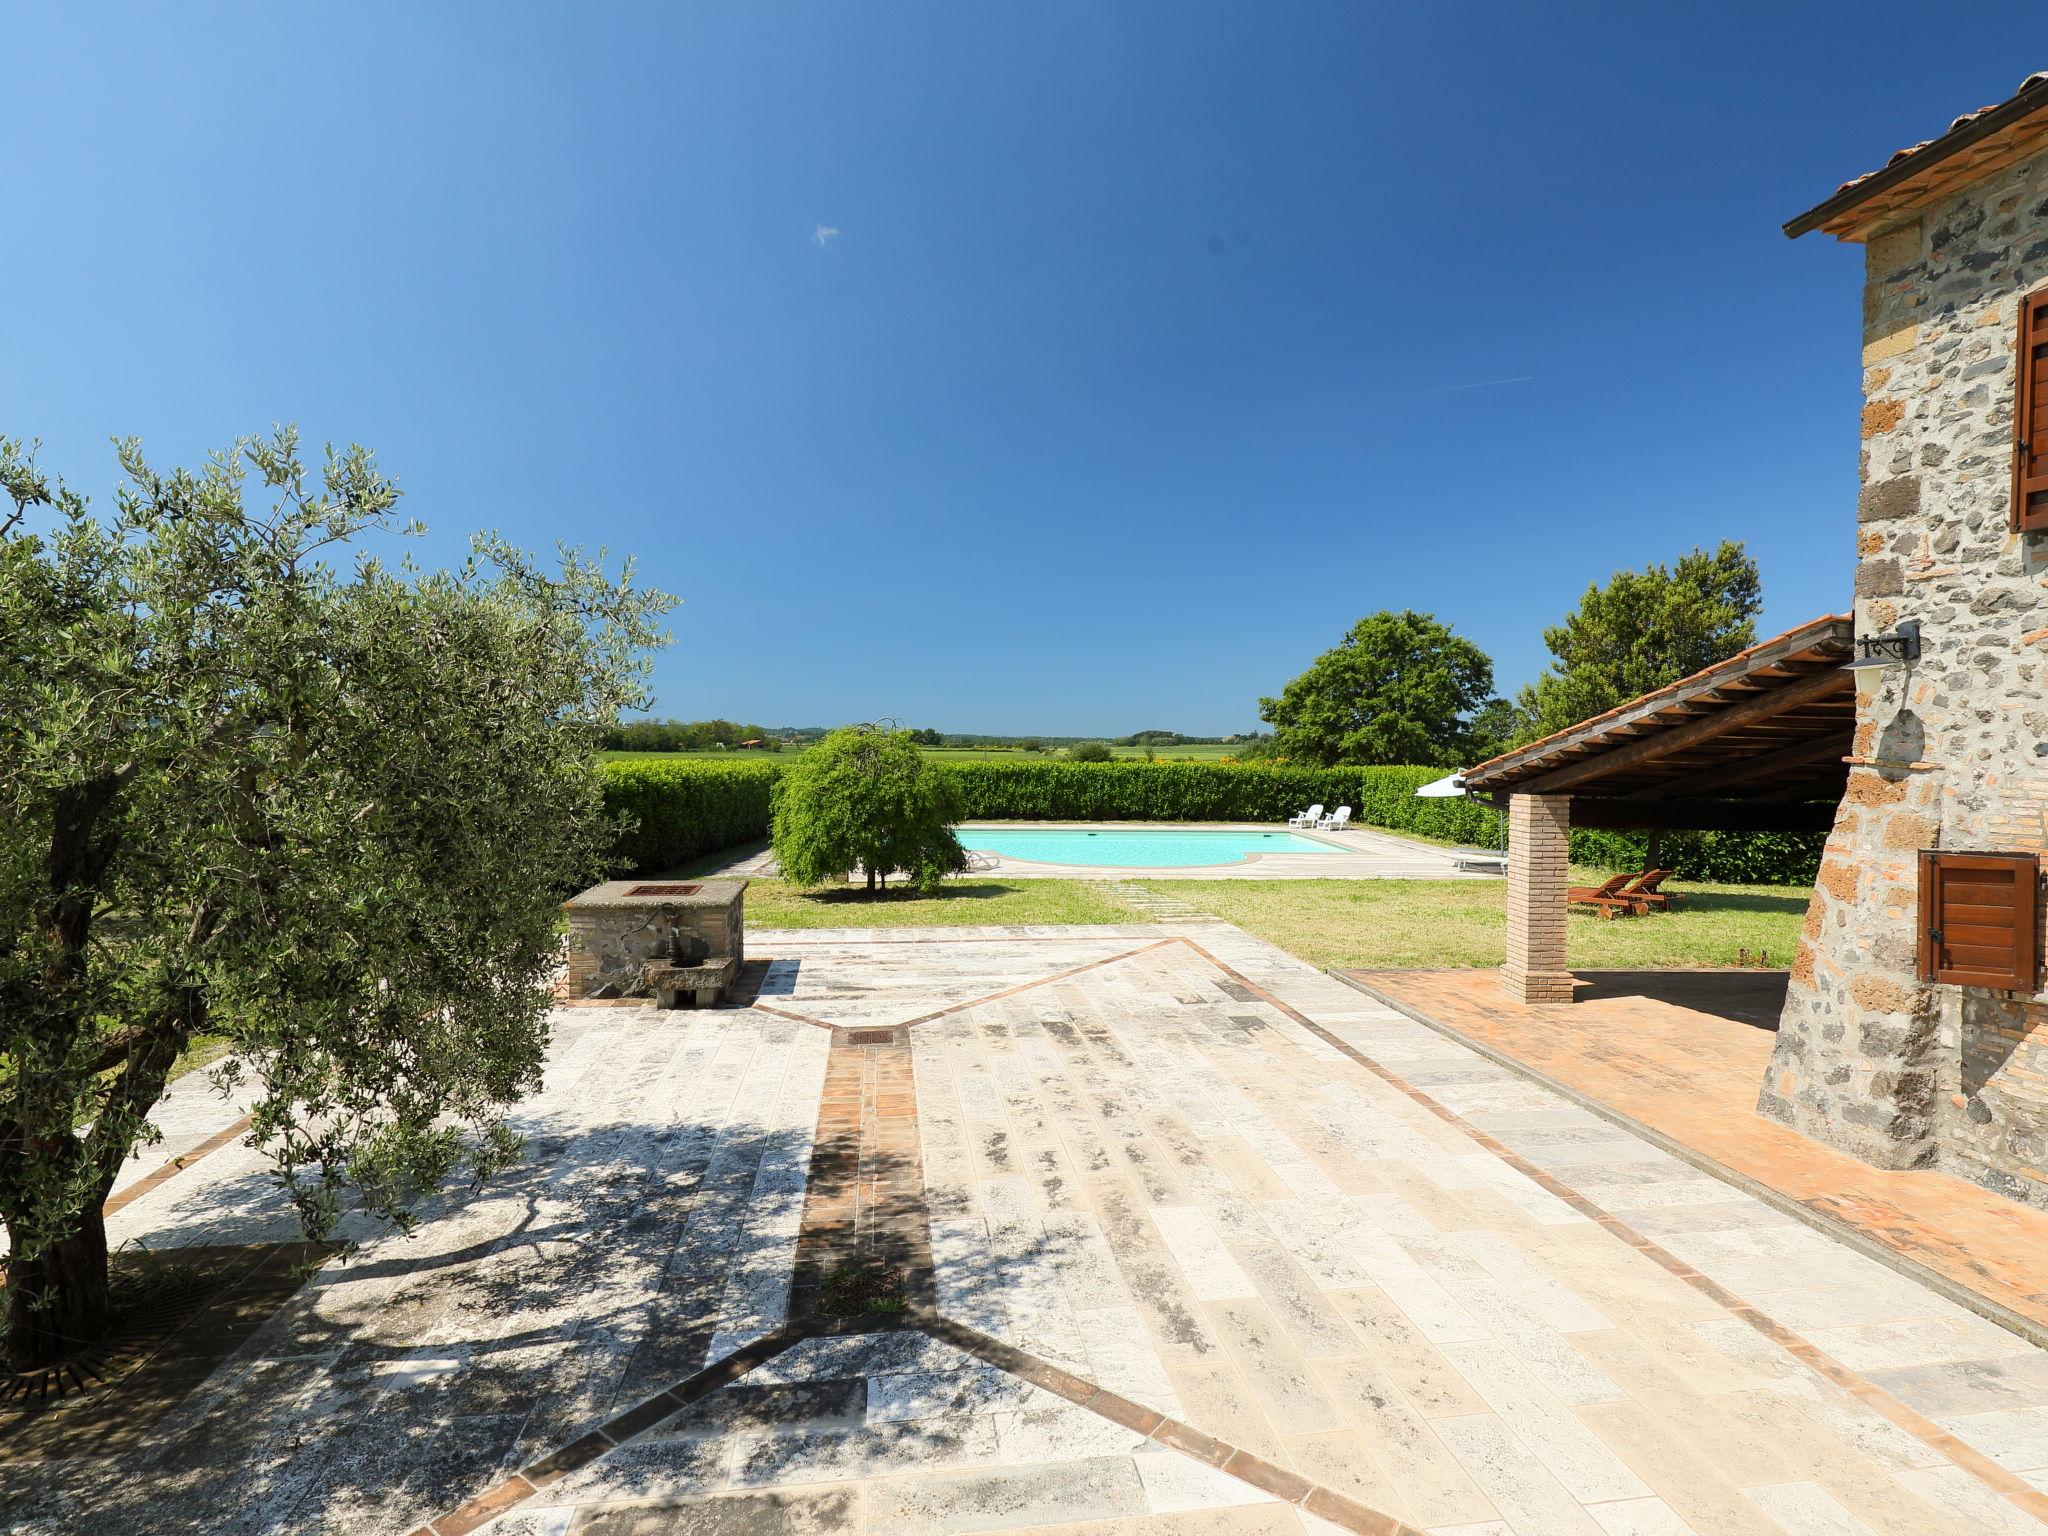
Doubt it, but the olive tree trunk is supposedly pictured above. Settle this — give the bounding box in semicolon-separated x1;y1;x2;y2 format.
6;1206;112;1367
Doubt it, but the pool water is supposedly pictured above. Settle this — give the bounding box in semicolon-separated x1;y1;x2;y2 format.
955;826;1341;868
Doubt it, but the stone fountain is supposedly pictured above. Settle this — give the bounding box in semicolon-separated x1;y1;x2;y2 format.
561;878;746;1007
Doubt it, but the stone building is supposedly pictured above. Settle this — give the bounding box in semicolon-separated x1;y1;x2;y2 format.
1762;73;2048;1207
1461;74;2048;1212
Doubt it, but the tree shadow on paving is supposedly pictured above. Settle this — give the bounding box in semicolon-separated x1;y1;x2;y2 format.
2;1118;824;1536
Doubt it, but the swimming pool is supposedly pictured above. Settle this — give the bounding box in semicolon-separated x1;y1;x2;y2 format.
954;826;1342;868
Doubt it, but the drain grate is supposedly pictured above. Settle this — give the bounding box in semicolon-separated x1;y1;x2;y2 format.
845;1028;900;1046
625;883;701;897
0;1265;219;1408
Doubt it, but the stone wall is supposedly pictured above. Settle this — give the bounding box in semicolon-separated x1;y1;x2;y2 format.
1760;143;2048;1206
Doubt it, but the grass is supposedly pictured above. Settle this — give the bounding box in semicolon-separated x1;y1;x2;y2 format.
658;836;1806;969
1147;874;1808;972
166;1034;233;1086
647;840;1141;927
740;877;1139;929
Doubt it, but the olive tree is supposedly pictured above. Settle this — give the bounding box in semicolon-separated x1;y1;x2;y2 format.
0;431;671;1366
771;726;967;893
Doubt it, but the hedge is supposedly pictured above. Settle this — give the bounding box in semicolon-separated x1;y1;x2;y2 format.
602;758;779;874
600;757;1821;886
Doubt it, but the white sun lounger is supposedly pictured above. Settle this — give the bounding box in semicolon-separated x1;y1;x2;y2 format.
1288;804;1324;828
1316;805;1352;831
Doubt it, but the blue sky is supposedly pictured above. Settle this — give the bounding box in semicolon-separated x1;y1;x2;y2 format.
5;5;2034;734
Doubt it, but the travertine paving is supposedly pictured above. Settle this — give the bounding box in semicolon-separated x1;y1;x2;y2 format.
11;921;2048;1536
1353;967;2048;1348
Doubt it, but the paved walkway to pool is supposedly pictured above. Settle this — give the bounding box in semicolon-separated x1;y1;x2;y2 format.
710;822;1501;881
14;922;2048;1535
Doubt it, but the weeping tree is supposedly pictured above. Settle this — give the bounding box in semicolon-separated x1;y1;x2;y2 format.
0;431;672;1367
771;725;967;894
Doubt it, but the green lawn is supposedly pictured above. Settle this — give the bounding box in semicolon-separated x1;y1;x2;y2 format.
1146;876;1808;972
654;836;1806;969
742;877;1141;928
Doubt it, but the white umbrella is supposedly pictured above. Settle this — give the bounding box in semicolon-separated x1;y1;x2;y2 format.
1414;772;1465;798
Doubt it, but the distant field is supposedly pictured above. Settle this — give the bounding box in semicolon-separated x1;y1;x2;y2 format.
600;743;1249;764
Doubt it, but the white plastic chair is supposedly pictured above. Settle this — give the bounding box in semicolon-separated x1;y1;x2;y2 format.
1288;804;1324;828
1317;805;1352;831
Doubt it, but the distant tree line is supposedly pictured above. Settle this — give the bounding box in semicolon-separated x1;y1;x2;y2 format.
598;717;789;751
609;724;1269;753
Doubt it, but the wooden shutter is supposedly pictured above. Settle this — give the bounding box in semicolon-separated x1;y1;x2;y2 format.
1917;850;2040;990
2016;288;2048;531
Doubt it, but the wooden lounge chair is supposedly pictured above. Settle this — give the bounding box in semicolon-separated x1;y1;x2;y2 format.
1567;872;1638;918
1622;868;1682;911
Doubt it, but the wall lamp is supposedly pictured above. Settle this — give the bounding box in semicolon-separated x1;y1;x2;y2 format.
1843;620;1921;671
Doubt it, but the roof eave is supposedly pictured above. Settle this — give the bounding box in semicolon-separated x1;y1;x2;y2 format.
1461;613;1855;794
1784;80;2048;241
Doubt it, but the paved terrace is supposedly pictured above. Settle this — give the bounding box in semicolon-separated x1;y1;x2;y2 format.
7;922;2048;1535
710;821;1500;881
1351;967;2048;1350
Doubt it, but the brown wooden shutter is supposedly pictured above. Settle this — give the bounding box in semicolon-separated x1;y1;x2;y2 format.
2016;288;2048;531
1918;850;2040;990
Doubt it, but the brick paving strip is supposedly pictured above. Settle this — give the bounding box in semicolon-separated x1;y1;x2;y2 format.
100;1114;254;1220
405;930;2048;1535
788;1024;937;1318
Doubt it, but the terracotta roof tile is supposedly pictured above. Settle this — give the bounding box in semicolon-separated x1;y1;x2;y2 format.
1835;71;2048;194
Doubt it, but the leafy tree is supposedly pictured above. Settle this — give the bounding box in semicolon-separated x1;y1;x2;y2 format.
771;726;967;893
1517;542;1762;742
908;727;944;746
1258;610;1495;766
0;431;671;1366
1464;698;1527;764
1067;741;1114;762
1018;738;1045;753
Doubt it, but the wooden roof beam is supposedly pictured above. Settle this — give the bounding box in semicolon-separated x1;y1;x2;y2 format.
1504;665;1850;796
1619;730;1855;801
1570;797;1839;834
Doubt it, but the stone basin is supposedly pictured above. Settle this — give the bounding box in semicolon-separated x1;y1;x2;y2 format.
563;877;746;1005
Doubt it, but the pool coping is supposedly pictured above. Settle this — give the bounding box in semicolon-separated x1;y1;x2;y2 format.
955;820;1357;869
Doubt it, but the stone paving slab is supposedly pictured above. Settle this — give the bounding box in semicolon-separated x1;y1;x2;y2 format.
901;925;2048;1535
15;921;2048;1536
1351;967;2048;1349
1;1008;831;1534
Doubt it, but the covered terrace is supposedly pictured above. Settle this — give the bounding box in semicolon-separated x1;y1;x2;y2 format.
1460;612;1856;1004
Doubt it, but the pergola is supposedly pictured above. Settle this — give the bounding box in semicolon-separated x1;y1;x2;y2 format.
1461;614;1855;1002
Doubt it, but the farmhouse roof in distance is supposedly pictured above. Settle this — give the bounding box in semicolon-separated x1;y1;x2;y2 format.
1785;71;2048;242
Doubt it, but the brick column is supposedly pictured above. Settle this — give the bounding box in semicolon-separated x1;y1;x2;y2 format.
1502;793;1574;1004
